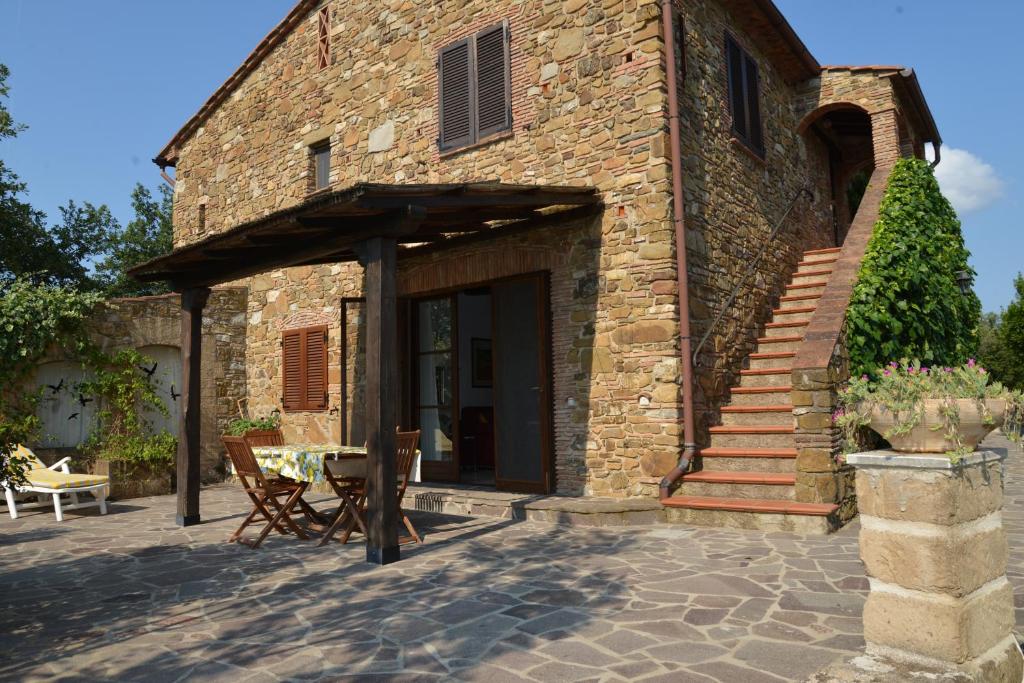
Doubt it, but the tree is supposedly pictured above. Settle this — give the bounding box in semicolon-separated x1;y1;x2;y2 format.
980;275;1024;390
94;183;173;297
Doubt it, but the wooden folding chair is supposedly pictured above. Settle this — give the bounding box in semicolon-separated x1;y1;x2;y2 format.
318;430;422;546
243;429;285;447
222;436;310;549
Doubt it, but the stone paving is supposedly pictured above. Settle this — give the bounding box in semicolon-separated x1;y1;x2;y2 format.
1;434;1020;682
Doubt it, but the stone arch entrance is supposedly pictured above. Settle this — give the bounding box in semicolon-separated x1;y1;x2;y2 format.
799;103;875;244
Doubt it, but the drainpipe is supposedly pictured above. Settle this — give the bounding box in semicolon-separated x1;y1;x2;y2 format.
658;0;698;501
930;141;941;168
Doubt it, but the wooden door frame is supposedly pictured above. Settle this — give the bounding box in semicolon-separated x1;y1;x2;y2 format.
490;271;554;495
410;293;461;483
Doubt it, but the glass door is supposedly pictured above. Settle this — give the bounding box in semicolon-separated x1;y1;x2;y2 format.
414;296;459;481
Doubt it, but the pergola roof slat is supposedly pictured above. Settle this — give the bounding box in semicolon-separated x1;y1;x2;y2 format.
129;182;600;290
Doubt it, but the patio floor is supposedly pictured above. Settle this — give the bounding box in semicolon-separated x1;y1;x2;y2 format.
2;434;1021;683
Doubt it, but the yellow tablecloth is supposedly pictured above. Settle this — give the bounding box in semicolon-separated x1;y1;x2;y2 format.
241;444;366;483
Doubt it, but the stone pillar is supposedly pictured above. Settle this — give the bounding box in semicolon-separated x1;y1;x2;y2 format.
870;109;901;167
847;450;1023;681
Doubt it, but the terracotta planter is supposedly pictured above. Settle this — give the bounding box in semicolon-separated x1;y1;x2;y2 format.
91;459;175;500
869;398;1006;453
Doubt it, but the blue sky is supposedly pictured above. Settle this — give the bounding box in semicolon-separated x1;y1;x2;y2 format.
0;1;1019;311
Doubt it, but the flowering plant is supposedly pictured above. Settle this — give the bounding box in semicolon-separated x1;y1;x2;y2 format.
835;359;1023;458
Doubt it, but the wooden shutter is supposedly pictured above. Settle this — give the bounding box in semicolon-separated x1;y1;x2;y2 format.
475;23;511;138
282;330;303;411
439;39;473;151
304;326;328;410
725;35;747;141
743;54;763;153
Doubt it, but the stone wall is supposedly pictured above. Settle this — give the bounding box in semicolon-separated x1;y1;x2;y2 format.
87;288;248;481
164;0;918;496
672;0;835;449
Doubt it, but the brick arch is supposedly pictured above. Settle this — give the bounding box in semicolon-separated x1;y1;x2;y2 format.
280;311;331;330
398;244;566;296
797;101;871;135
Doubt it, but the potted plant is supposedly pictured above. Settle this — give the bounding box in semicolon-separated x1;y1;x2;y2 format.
226;414;282;439
836;359;1023;458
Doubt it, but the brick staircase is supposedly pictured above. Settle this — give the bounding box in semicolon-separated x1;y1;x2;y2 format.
662;246;843;533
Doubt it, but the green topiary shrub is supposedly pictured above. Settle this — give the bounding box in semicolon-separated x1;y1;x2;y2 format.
846;158;981;377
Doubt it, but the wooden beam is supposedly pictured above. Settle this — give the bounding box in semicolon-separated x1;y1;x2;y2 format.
356;190;599;210
361;235;400;565
177;287;210;527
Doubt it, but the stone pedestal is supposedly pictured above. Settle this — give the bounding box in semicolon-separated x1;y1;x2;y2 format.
847;450;1023;682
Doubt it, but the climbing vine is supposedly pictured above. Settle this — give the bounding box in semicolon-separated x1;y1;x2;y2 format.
845;158;980;377
0;276;175;487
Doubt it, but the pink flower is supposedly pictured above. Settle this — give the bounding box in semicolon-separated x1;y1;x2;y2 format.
979;368;987;375
890;361;899;368
861;375;869;381
908;367;917;374
883;369;892;377
967;358;976;368
944;367;953;373
921;367;929;374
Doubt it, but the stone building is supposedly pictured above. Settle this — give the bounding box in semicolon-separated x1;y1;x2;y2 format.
132;0;940;532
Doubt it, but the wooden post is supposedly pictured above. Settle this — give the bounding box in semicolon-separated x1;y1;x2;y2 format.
177;287;210;527
361;236;400;564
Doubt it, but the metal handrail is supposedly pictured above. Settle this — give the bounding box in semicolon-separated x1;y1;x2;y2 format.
691;187;814;367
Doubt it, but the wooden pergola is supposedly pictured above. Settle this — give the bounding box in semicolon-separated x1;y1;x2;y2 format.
130;182;599;564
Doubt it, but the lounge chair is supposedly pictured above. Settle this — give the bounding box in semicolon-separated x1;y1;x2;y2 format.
2;445;110;521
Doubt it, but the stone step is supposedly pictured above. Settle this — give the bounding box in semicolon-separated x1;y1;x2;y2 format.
792;269;833;284
662;496;839;534
770;307;816;324
748;351;797;370
763;320;808;339
737;367;792;387
796;257;838;271
754;336;802;353
698;454;796;473
728;385;792;406
803;246;842;256
784;281;828;294
708;425;795;449
675;474;796;500
720;404;794;427
778;292;822;307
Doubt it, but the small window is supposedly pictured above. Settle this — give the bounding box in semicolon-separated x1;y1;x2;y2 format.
725;33;763;155
438;22;512;152
317;7;330;70
312;141;331;191
198;203;206;231
282;325;328;412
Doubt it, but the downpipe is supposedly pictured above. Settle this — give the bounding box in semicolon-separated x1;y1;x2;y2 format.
659;0;698;501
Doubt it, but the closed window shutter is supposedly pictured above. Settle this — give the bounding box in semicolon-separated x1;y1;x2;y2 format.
439;39;473;151
282;330;303;411
726;36;747;141
475;23;511;138
744;55;763;153
304;326;328;410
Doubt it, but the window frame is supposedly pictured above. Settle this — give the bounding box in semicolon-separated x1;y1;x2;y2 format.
725;32;764;157
437;21;512;153
311;140;331;192
281;324;329;413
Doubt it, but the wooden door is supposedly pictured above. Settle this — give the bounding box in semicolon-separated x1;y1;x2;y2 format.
492;274;553;493
413;295;460;482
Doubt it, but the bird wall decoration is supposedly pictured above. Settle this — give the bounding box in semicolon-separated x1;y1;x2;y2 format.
139;362;158;377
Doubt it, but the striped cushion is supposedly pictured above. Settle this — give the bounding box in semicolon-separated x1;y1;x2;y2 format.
25;470;109;490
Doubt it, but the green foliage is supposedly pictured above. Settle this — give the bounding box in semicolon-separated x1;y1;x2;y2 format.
94;184;174;298
0;276;102;485
226;415;282;436
979;275;1024;391
0;278;175;485
846;158;981;377
836;359;1023;459
80;348;176;468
